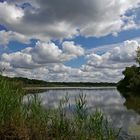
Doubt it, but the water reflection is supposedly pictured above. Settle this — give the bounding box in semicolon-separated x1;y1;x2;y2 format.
24;88;140;138
121;92;140;138
121;92;140;115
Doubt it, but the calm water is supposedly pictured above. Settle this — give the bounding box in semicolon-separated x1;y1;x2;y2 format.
24;88;140;139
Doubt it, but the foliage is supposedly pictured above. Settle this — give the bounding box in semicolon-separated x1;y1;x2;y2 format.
0;76;119;140
117;65;140;93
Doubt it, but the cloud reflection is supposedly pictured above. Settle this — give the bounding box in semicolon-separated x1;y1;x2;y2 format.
24;89;140;134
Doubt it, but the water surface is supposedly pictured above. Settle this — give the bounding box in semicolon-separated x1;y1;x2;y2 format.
24;88;140;139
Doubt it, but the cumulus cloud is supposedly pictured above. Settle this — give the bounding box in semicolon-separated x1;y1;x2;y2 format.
0;40;139;82
1;52;35;69
0;60;84;82
109;40;138;62
30;41;63;64
0;30;30;45
0;41;84;69
0;2;24;23
86;40;138;66
0;0;140;41
81;40;139;82
0;40;85;81
62;41;84;59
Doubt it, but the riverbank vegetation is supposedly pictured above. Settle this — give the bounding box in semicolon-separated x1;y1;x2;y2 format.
0;75;119;140
117;65;140;94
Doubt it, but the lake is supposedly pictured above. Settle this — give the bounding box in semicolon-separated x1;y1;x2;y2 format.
24;88;140;139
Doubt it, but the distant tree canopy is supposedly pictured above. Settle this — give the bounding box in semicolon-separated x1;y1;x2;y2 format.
117;47;140;94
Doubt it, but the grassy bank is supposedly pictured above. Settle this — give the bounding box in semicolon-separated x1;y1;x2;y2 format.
0;75;120;140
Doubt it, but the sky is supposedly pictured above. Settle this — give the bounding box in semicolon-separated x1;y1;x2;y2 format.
0;0;140;82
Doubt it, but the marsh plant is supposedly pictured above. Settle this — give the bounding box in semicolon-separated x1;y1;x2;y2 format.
0;75;120;140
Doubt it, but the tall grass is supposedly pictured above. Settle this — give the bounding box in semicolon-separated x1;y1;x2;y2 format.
0;75;120;140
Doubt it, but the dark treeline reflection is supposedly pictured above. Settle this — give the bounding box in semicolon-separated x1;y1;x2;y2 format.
121;91;140;115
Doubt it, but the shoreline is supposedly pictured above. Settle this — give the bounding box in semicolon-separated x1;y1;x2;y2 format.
23;86;117;90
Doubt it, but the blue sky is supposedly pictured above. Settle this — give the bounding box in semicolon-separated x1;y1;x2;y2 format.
0;0;140;82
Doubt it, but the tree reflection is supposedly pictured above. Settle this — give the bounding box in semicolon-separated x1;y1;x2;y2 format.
121;92;140;114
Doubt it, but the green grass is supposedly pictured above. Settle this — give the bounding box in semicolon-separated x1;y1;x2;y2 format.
0;75;120;140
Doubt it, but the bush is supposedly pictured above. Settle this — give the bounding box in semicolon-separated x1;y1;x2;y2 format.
117;65;140;94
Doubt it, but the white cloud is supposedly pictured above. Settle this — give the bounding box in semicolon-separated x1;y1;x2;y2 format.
0;61;11;70
81;40;139;82
109;40;138;62
62;41;84;60
30;41;63;64
30;41;84;64
1;52;36;69
0;41;84;69
86;40;138;67
0;40;85;81
0;30;30;45
0;40;139;82
62;41;84;56
0;2;24;23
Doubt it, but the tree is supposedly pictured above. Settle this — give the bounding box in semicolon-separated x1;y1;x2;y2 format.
136;47;140;65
